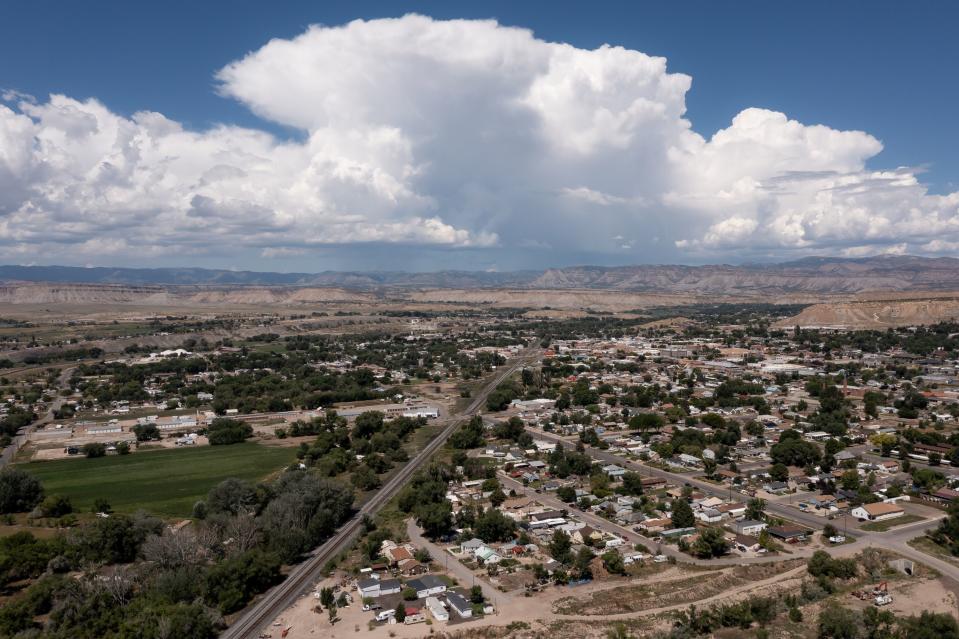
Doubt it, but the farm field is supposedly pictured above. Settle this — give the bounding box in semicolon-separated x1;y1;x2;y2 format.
20;443;295;518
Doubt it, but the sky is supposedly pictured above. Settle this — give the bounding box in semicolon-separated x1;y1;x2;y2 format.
1;1;957;272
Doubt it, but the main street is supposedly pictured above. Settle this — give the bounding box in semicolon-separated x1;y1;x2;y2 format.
222;346;541;639
521;429;959;581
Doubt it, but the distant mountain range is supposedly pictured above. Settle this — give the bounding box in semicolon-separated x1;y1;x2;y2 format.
2;255;959;294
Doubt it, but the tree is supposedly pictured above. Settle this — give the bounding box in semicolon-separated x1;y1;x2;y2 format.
817;603;859;639
133;423;160;442
769;462;790;483
574;546;594;580
206;478;258;515
83;442;106;458
620;472;644;496
745;498;767;522
474;508;515;543
38;494;72;518
895;611;959;639
415;501;453;539
92;498;112;514
206;418;253;445
807;550;856;580
771;438;820;467
394;601;407;622
470;585;484;603
351;464;381;491
690;527;728;558
402;587;417;601
549;530;573;564
449;416;485;449
0;468;43;514
557;485;577;503
601;550;626;575
670;498;695;529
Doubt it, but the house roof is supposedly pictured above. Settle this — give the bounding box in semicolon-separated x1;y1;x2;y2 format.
446;591;471;611
407;575;445;591
859;502;904;516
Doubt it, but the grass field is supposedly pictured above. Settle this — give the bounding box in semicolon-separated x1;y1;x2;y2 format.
21;443;295;518
860;513;925;532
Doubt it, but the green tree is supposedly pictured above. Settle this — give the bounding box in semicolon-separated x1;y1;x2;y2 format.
549;530;573;564
0;468;44;514
670;498;695;529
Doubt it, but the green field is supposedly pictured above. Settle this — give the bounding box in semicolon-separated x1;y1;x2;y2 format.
860;513;925;532
21;443;295;518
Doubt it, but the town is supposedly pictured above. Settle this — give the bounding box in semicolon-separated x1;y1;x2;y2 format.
2;304;959;638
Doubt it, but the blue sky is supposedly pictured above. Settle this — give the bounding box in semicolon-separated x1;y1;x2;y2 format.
0;1;957;271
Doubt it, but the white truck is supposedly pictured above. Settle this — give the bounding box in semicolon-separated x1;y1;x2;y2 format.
874;594;893;606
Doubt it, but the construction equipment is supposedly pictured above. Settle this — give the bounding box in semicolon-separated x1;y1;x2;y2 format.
871;581;888;596
874;594;893;606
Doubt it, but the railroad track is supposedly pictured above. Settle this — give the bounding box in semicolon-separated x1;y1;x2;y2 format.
222;347;540;638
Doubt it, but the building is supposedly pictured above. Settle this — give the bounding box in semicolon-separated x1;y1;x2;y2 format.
425;596;448;621
406;575;447;599
734;519;767;537
357;577;402;599
851;502;905;522
446;592;473;618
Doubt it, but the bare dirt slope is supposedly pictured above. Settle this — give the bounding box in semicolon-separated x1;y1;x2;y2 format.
777;293;959;328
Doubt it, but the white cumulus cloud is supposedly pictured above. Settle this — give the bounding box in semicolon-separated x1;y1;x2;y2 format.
0;15;956;268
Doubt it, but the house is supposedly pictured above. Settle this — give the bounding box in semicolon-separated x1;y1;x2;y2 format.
572;525;599;545
425;596;448;621
403;606;426;624
733;534;761;552
763;481;789;494
734;519;767;537
851;502;905;522
357;577;402;599
385;545;413;565
930;488;959;504
834;450;857;462
397;558;426;575
460;538;485;554
474;545;503;564
767;525;809;542
602;464;627;478
407;575;447;599
446;592;473;618
696;507;723;524
716;502;746;519
357;578;381;599
635;517;671;533
678;453;702;467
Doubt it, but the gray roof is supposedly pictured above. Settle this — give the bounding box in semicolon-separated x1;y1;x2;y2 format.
357;578;380;590
446;591;471;611
407;574;446;592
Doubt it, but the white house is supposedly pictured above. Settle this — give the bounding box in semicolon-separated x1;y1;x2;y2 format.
696;508;723;524
407;575;447;599
851;502;904;522
446;592;473;618
734;520;768;536
425;596;448;621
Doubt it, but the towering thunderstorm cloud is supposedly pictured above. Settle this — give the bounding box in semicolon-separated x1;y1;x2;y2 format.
0;15;956;265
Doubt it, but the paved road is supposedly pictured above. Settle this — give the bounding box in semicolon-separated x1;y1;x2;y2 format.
521;429;959;582
222;346;541;639
1;366;75;468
